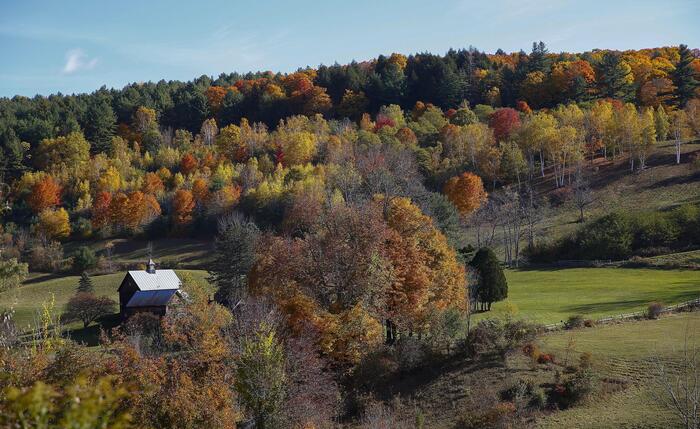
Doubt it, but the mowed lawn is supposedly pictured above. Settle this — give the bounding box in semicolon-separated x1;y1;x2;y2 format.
536;311;700;429
483;267;700;324
1;269;211;329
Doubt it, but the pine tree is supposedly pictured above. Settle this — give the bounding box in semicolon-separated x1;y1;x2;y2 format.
84;92;116;154
77;271;94;293
598;52;635;101
673;44;699;107
469;248;508;311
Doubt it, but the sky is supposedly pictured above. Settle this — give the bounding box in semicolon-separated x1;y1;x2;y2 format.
1;0;698;97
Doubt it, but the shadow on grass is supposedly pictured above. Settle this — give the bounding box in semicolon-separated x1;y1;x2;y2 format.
24;272;68;285
64;313;121;347
561;289;700;315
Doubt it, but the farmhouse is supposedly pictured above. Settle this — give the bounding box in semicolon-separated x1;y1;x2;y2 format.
118;259;182;318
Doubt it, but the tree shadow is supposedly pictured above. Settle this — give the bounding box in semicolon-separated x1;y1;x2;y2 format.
63;313;121;346
24;272;67;285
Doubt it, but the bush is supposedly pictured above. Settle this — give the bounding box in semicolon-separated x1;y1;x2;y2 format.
393;337;426;372
565;315;585;330
456;402;515;429
549;186;572;207
537;353;555;364
577;212;633;260
583;319;595;328
633;213;679;249
72;246;97;273
561;367;596;406
468;318;539;359
647;302;664;320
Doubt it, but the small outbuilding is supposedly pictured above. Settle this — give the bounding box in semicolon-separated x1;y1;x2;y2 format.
118;259;182;319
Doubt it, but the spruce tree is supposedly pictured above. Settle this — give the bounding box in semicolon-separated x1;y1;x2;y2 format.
77;271;94;294
673;44;699;107
469;248;508;311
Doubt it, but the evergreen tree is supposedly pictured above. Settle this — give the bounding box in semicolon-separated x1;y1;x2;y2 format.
598;52;635;101
77;271;94;293
83;91;116;154
528;41;551;74
672;44;699;107
208;213;260;307
469;248;508;311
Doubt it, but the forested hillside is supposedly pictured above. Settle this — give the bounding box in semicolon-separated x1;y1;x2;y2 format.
0;42;700;429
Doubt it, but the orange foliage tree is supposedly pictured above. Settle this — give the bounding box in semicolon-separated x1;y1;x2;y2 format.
172;189;195;227
27;175;61;213
443;172;488;216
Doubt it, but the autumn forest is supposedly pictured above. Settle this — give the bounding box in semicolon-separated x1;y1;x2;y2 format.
1;40;700;428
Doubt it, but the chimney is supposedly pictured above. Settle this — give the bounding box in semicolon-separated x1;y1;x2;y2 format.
146;259;156;274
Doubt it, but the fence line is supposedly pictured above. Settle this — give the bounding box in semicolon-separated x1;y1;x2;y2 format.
542;297;700;331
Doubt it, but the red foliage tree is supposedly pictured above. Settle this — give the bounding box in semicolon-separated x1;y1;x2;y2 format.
91;191;113;230
180;153;198;175
489;108;521;141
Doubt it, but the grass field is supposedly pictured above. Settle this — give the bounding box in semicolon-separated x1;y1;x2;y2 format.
480;267;700;325
1;269;211;329
536;311;700;429
3;266;698;330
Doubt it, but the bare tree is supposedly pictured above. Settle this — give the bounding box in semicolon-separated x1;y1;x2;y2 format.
572;170;594;223
652;329;700;429
200;118;218;147
521;184;547;250
470;199;500;249
355;144;425;218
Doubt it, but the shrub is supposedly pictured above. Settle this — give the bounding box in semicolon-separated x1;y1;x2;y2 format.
577;212;633;260
632;213;679;249
468;318;539;359
549;186;572;207
456;402;515;429
549;367;597;409
565;315;585;330
647;302;664;320
537;353;555;364
583;319;595;328
393;337;426;372
579;352;593;370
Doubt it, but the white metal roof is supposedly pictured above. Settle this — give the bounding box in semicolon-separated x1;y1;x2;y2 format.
127;269;181;291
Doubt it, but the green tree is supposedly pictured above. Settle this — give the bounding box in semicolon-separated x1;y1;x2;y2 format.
72;246;97;273
84;93;116;154
235;325;287;429
0;258;28;293
654;105;670;141
672;44;700;107
209;213;260;306
77;271;94;294
598;52;635;102
469;248;508;311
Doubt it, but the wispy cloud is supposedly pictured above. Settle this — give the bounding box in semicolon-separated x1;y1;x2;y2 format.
62;49;98;74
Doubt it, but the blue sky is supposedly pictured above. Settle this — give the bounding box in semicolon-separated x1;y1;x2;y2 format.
1;0;698;97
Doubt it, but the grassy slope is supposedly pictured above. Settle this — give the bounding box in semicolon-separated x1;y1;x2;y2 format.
2;269;210;329
63;238;213;269
536;311;700;429
478;267;700;324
